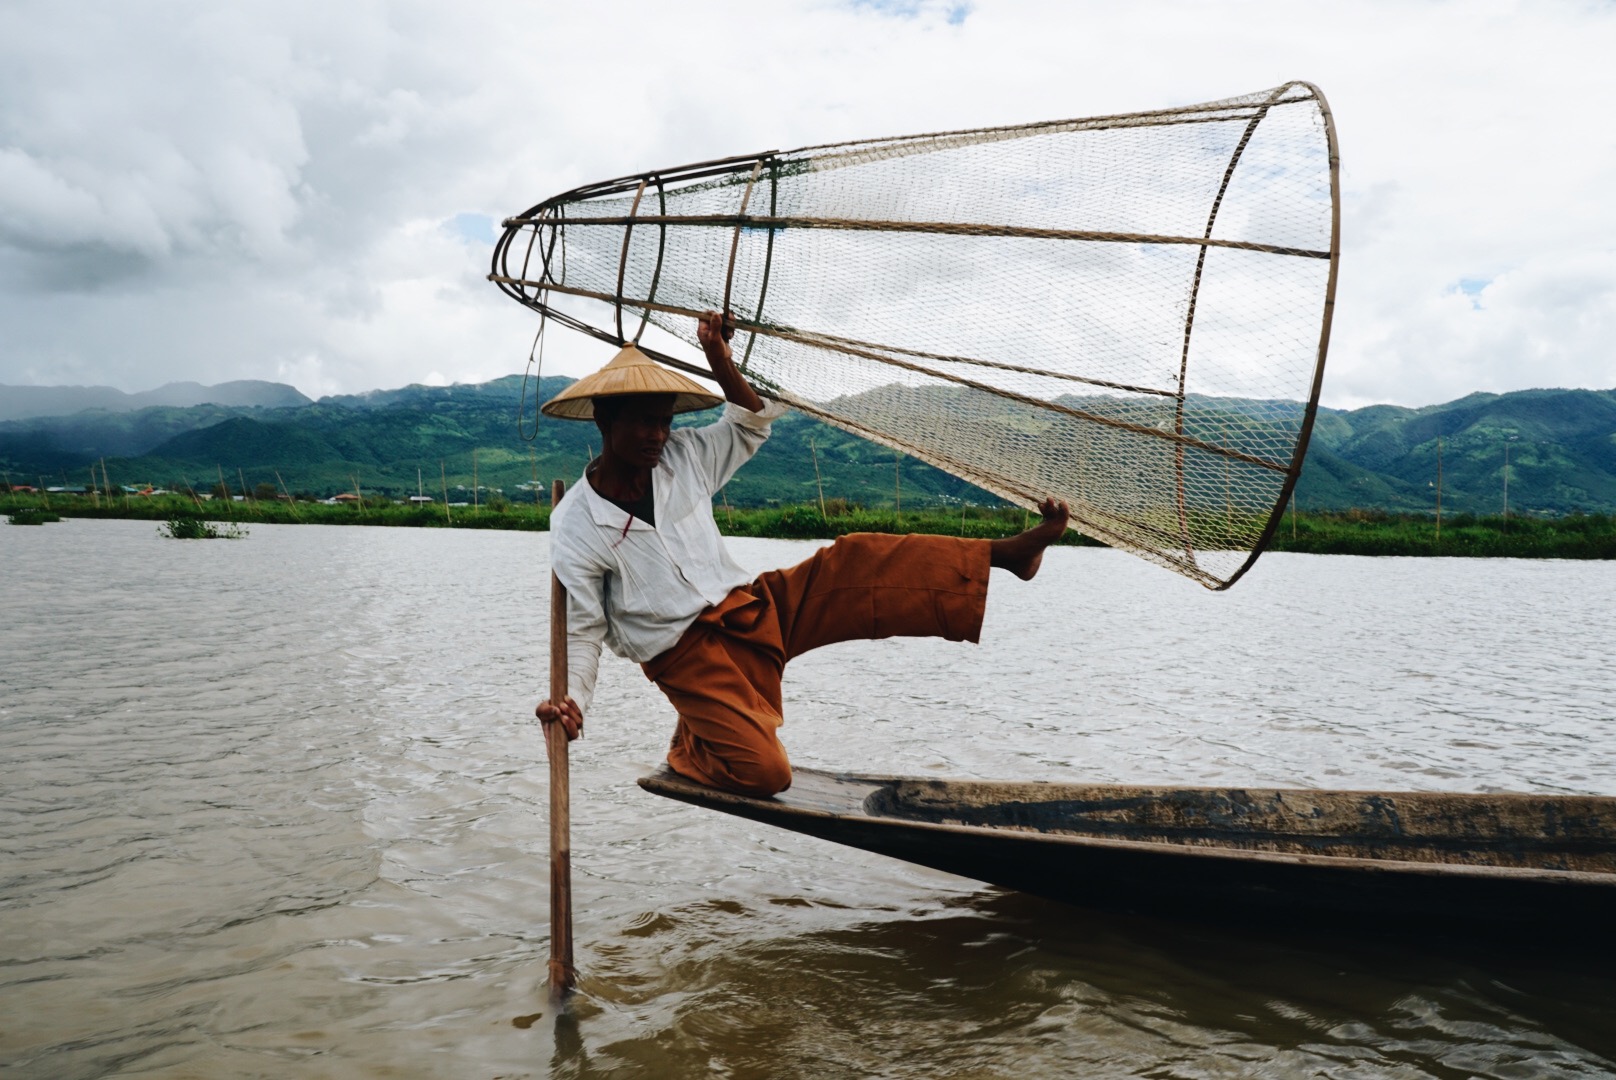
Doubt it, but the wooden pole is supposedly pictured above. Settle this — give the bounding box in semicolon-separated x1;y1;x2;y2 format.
1435;437;1443;546
275;470;302;520
440;461;452;524
473;450;479;513
894;449;901;518
810;437;826;521
1503;440;1510;524
546;478;576;999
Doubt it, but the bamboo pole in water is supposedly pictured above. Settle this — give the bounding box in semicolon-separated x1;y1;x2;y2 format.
275;470;302;520
894;449;901;516
810;437;826;521
1436;437;1443;546
547;478;576;999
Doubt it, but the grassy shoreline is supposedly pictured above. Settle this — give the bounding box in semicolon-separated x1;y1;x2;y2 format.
5;493;1614;559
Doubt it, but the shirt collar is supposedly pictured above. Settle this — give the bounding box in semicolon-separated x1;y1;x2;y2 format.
580;459;665;530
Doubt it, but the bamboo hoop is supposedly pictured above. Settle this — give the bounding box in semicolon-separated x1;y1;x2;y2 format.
722;160;765;318
614;180;648;341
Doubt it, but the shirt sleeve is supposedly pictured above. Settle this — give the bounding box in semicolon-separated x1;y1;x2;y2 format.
682;399;790;494
559;560;607;714
551;505;611;715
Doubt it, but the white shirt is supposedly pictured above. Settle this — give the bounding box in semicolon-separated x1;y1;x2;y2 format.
549;400;789;713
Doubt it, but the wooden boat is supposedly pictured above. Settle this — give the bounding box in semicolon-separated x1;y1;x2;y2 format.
639;766;1616;940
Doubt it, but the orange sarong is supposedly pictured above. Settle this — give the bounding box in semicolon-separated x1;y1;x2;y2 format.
641;533;990;797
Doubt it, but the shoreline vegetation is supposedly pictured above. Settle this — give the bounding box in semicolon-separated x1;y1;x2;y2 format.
5;492;1615;559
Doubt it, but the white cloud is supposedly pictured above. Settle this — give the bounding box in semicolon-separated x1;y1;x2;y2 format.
1;0;1613;408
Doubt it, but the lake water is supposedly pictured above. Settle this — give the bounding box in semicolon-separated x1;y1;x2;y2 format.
2;518;1614;1078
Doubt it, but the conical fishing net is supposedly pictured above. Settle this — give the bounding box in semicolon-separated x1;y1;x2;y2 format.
492;82;1339;589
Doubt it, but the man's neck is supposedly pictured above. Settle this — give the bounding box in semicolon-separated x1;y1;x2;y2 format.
588;453;652;503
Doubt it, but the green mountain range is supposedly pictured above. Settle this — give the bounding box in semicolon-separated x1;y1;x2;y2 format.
3;377;1613;515
0;379;312;422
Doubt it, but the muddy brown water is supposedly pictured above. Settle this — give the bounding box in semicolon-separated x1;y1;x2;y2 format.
3;519;1614;1078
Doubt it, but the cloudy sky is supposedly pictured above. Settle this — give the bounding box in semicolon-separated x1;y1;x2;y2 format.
2;0;1613;409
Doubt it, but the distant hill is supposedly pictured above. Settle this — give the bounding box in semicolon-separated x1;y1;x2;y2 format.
1306;388;1616;514
2;375;1612;515
0;380;312;422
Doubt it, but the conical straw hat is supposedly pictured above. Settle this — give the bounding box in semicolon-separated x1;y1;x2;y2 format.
541;344;723;420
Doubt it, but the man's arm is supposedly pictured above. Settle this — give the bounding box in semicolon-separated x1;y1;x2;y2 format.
697;310;764;413
536;521;609;743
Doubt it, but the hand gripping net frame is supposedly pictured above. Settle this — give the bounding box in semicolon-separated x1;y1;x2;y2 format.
491;82;1340;590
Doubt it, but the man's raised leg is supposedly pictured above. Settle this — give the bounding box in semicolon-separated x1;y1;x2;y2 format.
988;498;1070;581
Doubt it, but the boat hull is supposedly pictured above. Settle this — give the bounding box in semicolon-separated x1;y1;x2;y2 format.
638;766;1616;940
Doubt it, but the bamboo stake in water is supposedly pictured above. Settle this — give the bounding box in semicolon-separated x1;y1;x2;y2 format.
275;470;302;520
1503;440;1511;524
1435;437;1443;546
894;448;901;516
100;460;119;508
440;461;452;524
810;437;826;521
546;478;576;999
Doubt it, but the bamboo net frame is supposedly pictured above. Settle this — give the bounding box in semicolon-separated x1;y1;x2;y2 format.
491;82;1340;589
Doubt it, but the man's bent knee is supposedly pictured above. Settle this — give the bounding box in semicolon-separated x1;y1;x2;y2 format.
722;755;793;798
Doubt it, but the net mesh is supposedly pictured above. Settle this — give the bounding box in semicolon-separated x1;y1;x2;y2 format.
492;83;1339;589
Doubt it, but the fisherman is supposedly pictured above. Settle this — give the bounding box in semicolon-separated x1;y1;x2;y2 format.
537;311;1069;797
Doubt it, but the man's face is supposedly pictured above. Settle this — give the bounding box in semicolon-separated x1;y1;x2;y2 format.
602;395;675;470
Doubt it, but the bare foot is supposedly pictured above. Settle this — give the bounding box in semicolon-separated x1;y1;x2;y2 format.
989;498;1070;581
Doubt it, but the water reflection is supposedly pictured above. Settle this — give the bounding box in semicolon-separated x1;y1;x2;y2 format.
550;890;1616;1079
